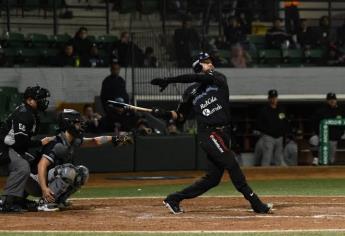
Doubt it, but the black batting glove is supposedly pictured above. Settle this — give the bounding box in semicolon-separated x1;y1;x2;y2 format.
112;133;134;147
151;107;173;120
151;78;169;92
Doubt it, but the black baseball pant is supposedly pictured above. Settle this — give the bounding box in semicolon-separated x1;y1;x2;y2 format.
166;128;258;204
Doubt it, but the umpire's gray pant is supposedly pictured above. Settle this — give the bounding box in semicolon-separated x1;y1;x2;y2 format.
261;135;285;166
2;148;31;197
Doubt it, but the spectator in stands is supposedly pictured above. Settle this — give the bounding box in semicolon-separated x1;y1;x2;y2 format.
143;47;158;67
265;18;291;49
166;119;179;135
135;118;154;136
296;19;312;48
311;92;345;165
100;58;129;113
229;44;251;68
174;18;200;67
82;104;102;133
224;16;246;47
72;27;92;60
325;44;345;66
112;32;144;67
52;42;78;67
256;89;289;166
337;19;345;47
308;16;330;48
82;43;106;67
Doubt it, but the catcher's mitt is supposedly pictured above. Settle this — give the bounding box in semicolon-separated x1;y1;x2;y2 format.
111;133;134;147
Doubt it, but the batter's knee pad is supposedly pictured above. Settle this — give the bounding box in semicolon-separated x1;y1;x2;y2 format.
74;165;89;187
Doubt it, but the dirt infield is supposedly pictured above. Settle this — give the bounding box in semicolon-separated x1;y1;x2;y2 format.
1;196;345;231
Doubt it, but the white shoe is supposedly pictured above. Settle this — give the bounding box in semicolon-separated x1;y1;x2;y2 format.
312;157;319;166
37;203;60;212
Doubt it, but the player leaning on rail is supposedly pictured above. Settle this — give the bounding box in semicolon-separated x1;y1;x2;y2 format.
151;52;273;214
25;109;133;211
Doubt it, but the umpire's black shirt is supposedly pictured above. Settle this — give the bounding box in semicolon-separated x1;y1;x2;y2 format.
256;104;288;138
0;104;41;155
171;70;231;129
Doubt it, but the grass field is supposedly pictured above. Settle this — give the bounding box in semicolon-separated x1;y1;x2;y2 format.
73;178;345;198
2;177;345;235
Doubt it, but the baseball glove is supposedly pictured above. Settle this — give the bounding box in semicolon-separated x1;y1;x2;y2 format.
112;133;134;147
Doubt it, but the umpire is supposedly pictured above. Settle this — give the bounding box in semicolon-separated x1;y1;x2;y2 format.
256;89;288;166
151;52;272;214
0;86;51;212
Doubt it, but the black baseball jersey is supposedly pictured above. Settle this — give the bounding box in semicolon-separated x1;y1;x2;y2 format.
175;71;231;128
256;104;288;138
313;104;345;140
41;132;75;169
0;104;41;154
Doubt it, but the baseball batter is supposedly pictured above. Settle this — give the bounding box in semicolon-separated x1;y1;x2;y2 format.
151;52;272;214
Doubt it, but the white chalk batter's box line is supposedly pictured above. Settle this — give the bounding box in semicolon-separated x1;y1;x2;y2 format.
71;195;345;200
2;229;345;234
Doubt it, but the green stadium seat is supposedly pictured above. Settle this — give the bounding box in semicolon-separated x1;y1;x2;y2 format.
3;48;19;65
259;49;282;65
248;35;265;49
119;0;138;13
45;0;65;9
0;87;18;118
17;48;41;66
282;49;303;64
3;32;26;48
304;48;324;65
140;0;160;14
23;0;40;11
27;33;49;48
97;35;118;49
8;93;22;111
50;34;71;49
86;35;96;44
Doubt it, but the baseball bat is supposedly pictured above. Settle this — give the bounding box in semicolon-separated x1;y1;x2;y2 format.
107;100;152;112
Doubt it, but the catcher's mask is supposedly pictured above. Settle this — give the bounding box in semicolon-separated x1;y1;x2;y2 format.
58;109;85;146
24;86;50;112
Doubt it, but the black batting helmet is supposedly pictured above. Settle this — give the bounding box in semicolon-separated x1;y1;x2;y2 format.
23;86;50;111
192;52;212;73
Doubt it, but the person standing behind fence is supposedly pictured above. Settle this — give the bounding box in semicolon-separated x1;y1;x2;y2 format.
311;92;345;165
256;89;289;166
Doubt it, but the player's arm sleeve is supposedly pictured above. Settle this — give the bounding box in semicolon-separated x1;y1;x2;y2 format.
41;142;57;164
175;89;193;123
166;74;214;85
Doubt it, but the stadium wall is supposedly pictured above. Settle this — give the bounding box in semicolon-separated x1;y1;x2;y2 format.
1;68;345;107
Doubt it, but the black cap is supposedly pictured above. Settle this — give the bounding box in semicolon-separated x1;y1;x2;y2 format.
268;89;278;98
110;57;119;65
326;92;337;100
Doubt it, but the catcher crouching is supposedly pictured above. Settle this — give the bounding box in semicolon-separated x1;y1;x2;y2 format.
25;109;133;211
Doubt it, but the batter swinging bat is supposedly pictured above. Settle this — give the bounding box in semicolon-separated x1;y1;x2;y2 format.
107;100;152;112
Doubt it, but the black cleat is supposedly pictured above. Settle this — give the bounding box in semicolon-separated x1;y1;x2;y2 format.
22;199;38;212
163;200;184;214
252;202;273;214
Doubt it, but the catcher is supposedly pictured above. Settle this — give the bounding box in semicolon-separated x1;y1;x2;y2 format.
25;109;133;211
